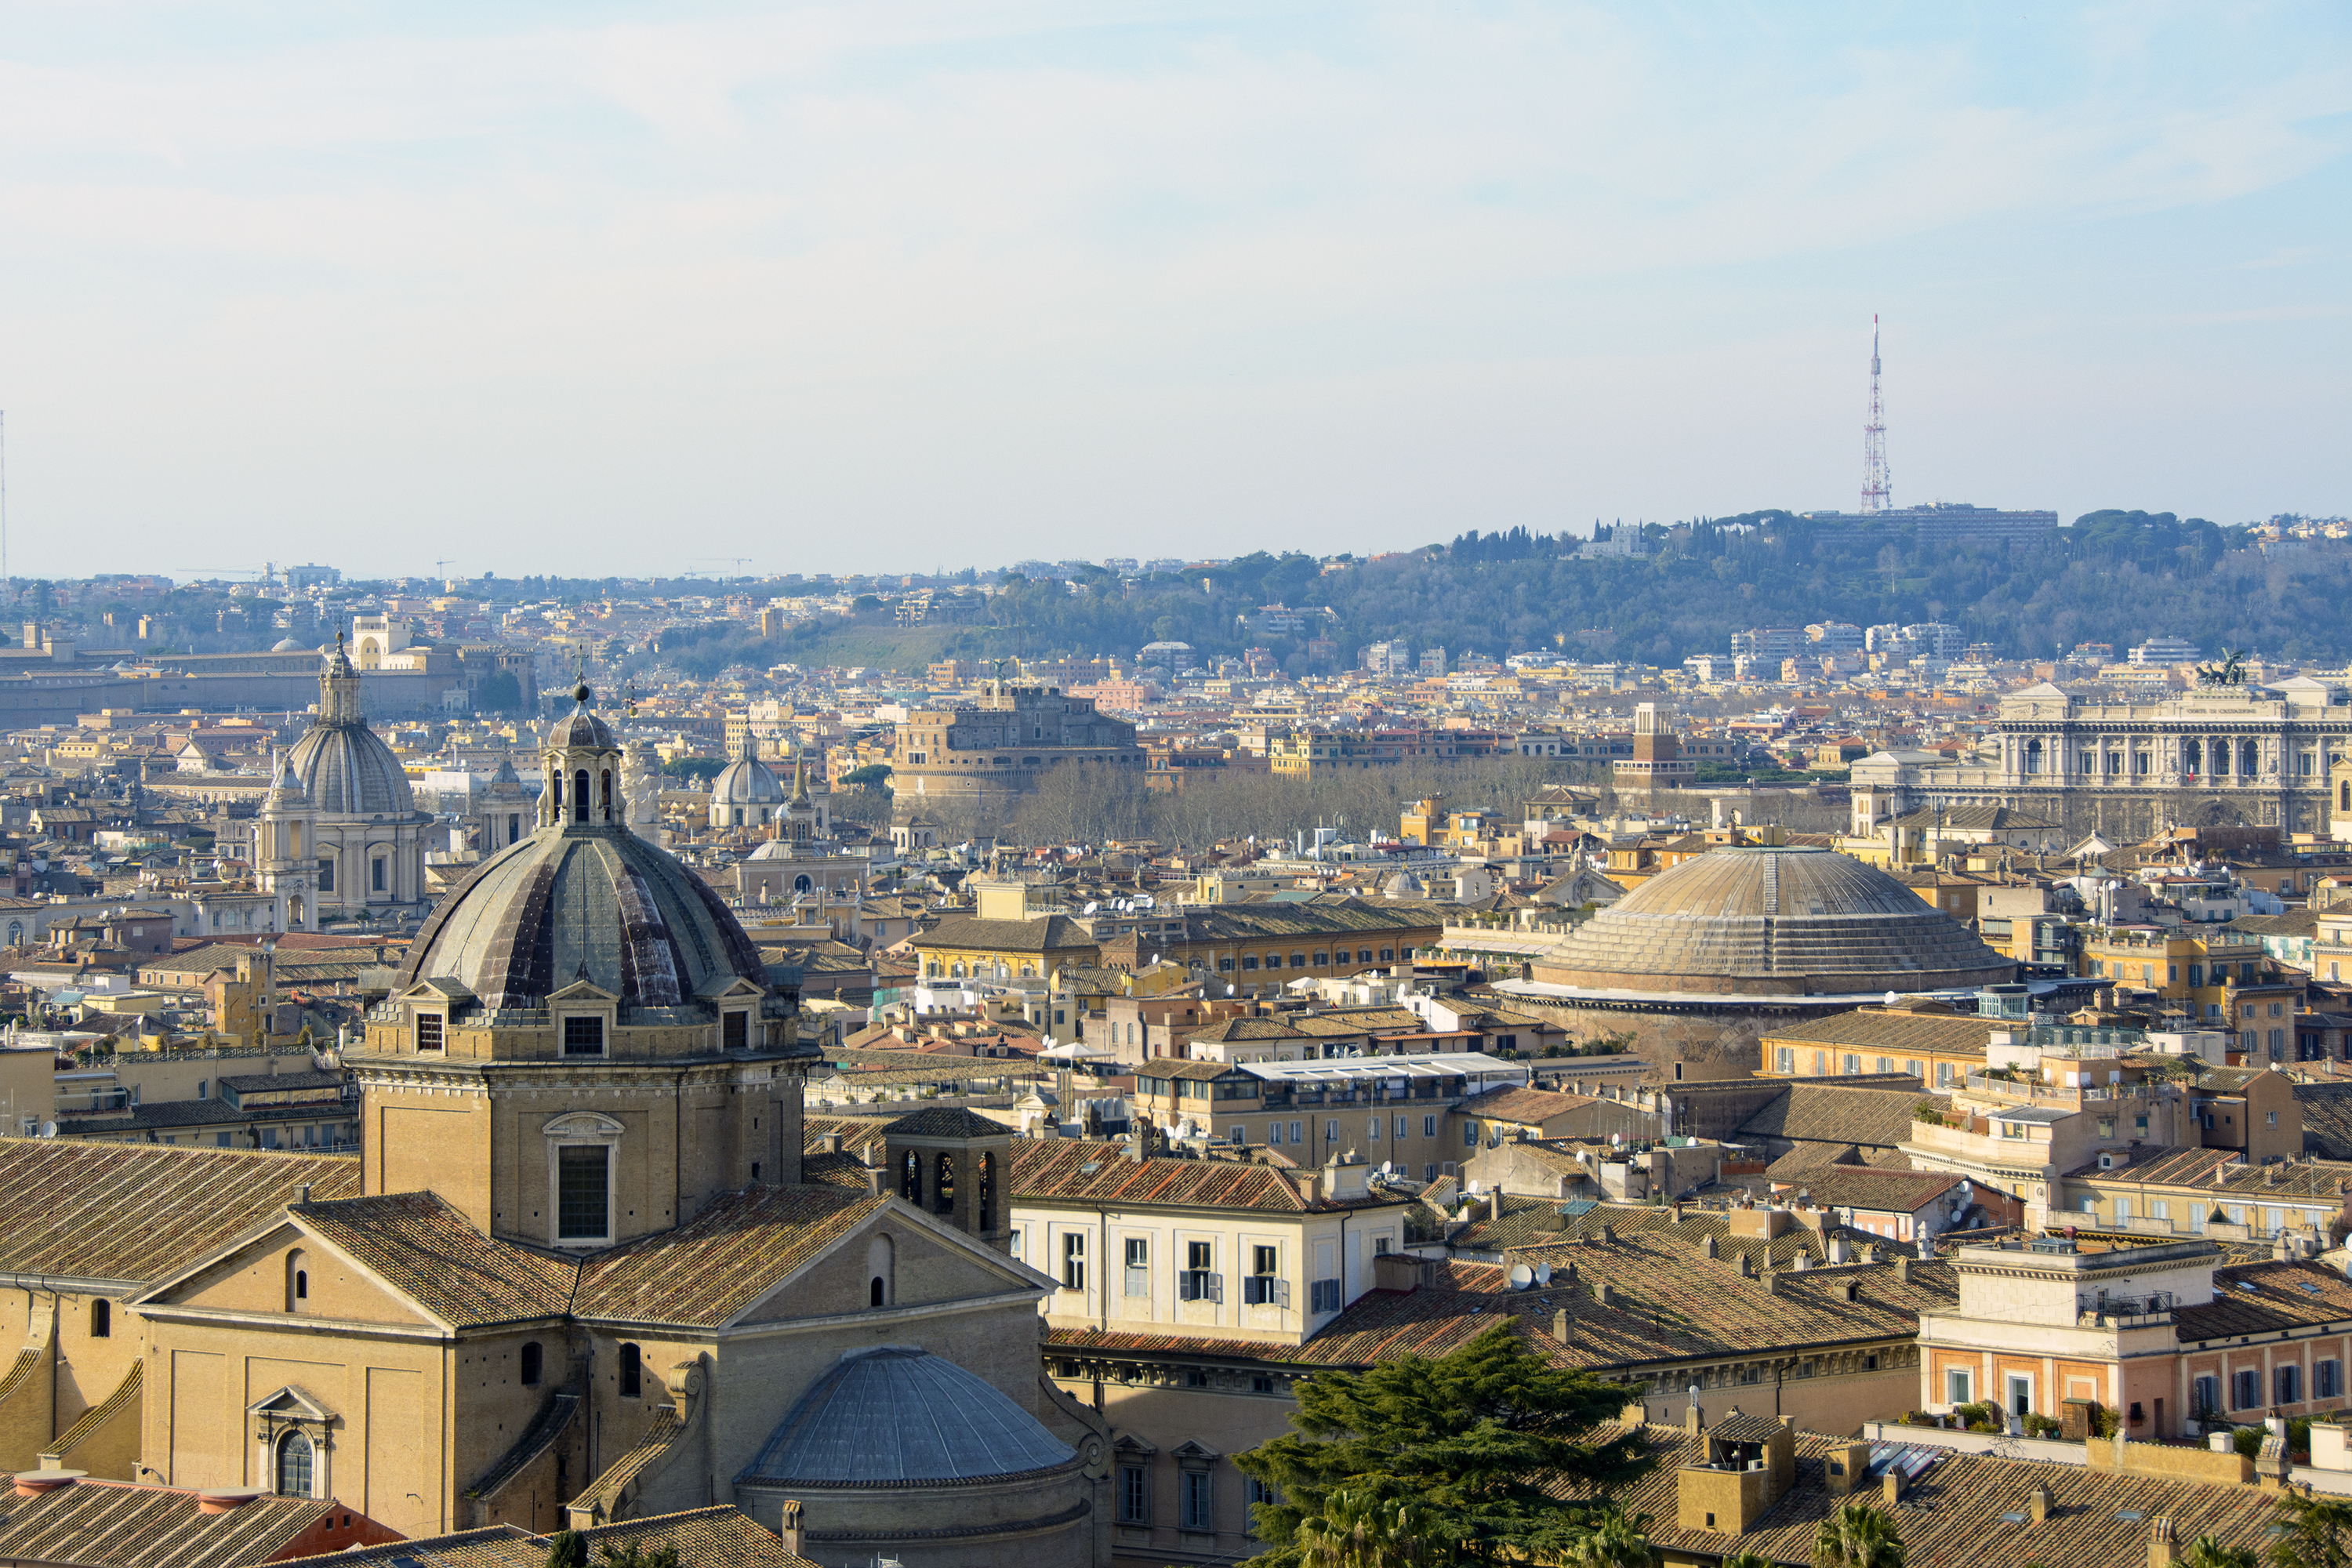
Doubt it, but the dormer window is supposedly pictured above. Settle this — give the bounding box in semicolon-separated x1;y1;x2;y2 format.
416;1013;445;1053
563;1016;604;1057
723;1011;749;1051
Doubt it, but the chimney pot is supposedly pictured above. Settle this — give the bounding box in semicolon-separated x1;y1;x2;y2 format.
1882;1471;1903;1504
1893;1257;1913;1284
195;1487;263;1515
13;1471;82;1499
2027;1483;2052;1524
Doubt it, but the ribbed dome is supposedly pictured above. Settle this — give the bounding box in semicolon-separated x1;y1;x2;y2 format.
288;720;415;816
738;1348;1075;1487
711;753;786;805
545;683;617;752
396;825;768;1012
1536;846;2013;996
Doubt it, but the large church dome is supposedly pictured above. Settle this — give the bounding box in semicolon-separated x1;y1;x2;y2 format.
396;827;769;1013
288;637;416;815
1533;845;2014;996
711;750;786;807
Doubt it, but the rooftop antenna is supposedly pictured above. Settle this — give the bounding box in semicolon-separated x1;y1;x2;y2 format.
1860;315;1891;514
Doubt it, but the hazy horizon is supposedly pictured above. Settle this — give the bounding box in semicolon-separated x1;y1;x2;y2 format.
2;2;2346;580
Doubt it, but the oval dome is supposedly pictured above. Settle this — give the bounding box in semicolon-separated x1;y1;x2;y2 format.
1534;845;2013;996
288;721;416;816
396;828;768;1011
711;754;786;805
738;1347;1076;1486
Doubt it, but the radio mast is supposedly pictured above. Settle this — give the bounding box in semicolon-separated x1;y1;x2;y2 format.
1860;316;1891;513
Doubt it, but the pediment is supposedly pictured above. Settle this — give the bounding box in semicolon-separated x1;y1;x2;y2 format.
1171;1439;1221;1462
549;976;619;1004
249;1384;333;1421
695;972;768;1001
728;1200;1054;1329
135;1217;448;1331
396;978;475;1004
543;1111;626;1138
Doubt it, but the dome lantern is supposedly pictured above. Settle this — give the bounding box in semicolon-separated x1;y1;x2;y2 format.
542;683;625;829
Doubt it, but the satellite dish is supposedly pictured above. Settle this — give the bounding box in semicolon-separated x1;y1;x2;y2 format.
1534;1262;1553;1285
38;1122;55;1138
1380;1160;1394;1175
1083;902;1098;915
1508;1263;1534;1291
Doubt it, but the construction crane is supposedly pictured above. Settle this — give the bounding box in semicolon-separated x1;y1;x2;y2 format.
699;557;754;577
433;559;456;577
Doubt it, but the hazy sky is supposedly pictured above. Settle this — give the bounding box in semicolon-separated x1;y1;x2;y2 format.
2;2;2346;580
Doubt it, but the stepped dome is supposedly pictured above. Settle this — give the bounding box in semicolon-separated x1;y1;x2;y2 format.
1533;845;2013;996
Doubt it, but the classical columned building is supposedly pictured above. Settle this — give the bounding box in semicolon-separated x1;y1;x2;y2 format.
1853;677;2352;840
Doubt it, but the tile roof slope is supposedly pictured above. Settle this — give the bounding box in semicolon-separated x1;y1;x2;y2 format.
909;915;1097;953
2071;1144;2352;1198
798;1149;875;1190
1452;1084;1598;1123
0;1479;336;1568
1760;1008;1999;1052
264;1505;819;1568
1235;1236;1957;1370
572;1185;885;1328
1554;1422;2282;1568
1779;1168;1964;1214
2174;1259;2352;1341
802;1115;893;1161
296;1192;580;1328
2296;1082;2352;1160
0;1138;360;1284
1013;1140;1314;1211
881;1105;1012;1138
1737;1084;1944;1148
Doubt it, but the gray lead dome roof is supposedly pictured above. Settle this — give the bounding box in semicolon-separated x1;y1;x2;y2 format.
396;826;769;1013
738;1347;1075;1487
1537;845;2013;997
287;720;416;816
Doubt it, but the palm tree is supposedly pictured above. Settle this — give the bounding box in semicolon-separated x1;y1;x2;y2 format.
1815;1499;1905;1568
1720;1552;1777;1568
1295;1490;1432;1568
1563;1512;1653;1568
2179;1537;2258;1568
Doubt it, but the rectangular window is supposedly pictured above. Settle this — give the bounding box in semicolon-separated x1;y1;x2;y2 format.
1842;1053;1861;1074
557;1145;609;1240
415;1013;444;1052
2195;1374;2222;1417
1266;1121;1282;1146
1394;1116;1408;1138
563;1015;605;1056
2279;1363;2304;1404
723;1011;748;1050
1423;1115;1437;1138
1311;1277;1341;1313
1008;1229;1022;1262
1324;1119;1338;1142
1062;1232;1086;1291
2008;1374;2033;1417
372;858;387;892
1120;1465;1149;1524
1179;1240;1220;1302
1181;1470;1213;1531
1368;1116;1381;1141
1290;1121;1302;1144
1463;1122;1479;1147
1230;1124;1247;1146
2321;1361;2343;1399
1774;1047;1794;1073
317;857;335;891
2234;1368;2261;1410
1125;1238;1150;1298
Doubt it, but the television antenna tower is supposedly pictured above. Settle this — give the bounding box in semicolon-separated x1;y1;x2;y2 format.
1860;314;1891;513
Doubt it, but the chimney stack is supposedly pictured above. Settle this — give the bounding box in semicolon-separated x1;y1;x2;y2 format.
1701;1233;1719;1258
1893;1256;1913;1284
1552;1308;1570;1343
1881;1471;1903;1505
2148;1517;2178;1568
2027;1484;2052;1523
779;1500;805;1558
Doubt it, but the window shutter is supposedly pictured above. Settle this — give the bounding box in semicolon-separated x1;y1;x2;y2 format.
1276;1277;1291;1308
1209;1272;1223;1303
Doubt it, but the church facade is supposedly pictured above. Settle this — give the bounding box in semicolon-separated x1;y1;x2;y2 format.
0;688;1109;1568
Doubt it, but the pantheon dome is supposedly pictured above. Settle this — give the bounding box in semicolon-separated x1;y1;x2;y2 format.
1532;845;2014;997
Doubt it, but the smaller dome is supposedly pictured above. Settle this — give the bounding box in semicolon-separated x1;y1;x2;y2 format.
739;1347;1074;1486
271;637;305;652
545;684;616;751
712;753;786;806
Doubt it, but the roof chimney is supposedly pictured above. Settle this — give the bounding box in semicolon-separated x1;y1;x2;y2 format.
1701;1233;1719;1258
2148;1517;2178;1568
1552;1307;1570;1343
293;1184;310;1207
1595;1282;1615;1308
1881;1470;1903;1506
1893;1256;1913;1284
196;1488;265;1515
2027;1483;2053;1524
13;1471;82;1498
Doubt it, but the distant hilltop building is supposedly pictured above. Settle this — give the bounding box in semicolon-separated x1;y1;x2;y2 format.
891;677;1143;819
1612;702;1695;795
2130;634;2202;666
1803;502;2059;548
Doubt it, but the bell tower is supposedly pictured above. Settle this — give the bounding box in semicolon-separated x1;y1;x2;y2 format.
881;1108;1014;1251
541;682;626;829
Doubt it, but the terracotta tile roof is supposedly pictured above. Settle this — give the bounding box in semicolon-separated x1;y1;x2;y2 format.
0;1138;361;1285
2176;1259;2352;1342
2070;1145;2352;1200
1013;1141;1321;1210
798;1149;874;1190
296;1192;579;1329
267;1505;818;1568
1453;1084;1597;1124
802;1115;892;1162
0;1477;343;1568
1759;1007;1999;1054
909;915;1098;954
881;1106;1011;1138
1737;1084;1944;1149
2296;1082;2352;1160
1775;1168;1964;1214
1561;1421;2283;1568
572;1185;884;1328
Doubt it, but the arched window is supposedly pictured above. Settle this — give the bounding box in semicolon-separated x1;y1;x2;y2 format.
600;769;612;820
900;1150;923;1205
276;1430;314;1497
285;1250;308;1312
868;1234;894;1308
978;1151;996;1232
572;770;590;822
733;808;744;827
89;1299;110;1338
520;1341;543;1387
2243;740;2260;778
794;874;812;895
935;1151;956;1215
618;1343;642;1399
2185;739;2202;775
